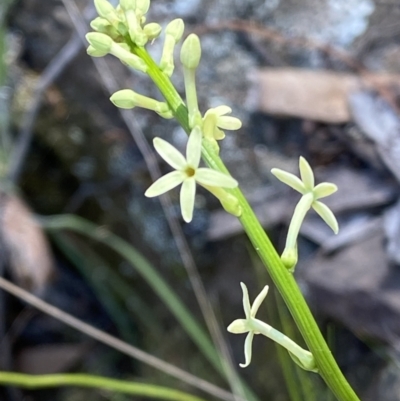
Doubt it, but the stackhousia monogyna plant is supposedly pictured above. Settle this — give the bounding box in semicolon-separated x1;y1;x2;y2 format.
85;1;359;400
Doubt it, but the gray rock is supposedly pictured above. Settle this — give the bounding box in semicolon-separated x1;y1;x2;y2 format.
303;229;400;348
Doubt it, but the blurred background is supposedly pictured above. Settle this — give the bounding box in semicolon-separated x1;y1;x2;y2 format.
1;0;400;400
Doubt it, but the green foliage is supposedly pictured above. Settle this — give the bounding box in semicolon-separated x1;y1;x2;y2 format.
43;214;223;374
0;372;209;401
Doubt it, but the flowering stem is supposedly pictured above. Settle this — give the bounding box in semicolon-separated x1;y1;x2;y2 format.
133;43;189;127
129;42;360;401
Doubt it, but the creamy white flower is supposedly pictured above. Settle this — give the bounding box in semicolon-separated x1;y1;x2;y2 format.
228;283;269;368
203;106;242;141
145;126;238;222
228;283;316;372
271;157;339;270
271;157;338;233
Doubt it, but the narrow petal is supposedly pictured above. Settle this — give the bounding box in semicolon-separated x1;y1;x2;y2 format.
217;116;242;130
213;105;232;116
299;157;314;191
180;178;196;222
214;128;226;140
145;171;185;197
195;168;238;188
186;126;202;168
240;282;251;319
271;168;305;194
153;137;187;170
227;319;249;334
239;332;254;368
313;182;338;199
312;201;339;234
250;285;269;318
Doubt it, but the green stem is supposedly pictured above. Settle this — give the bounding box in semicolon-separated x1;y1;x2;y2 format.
0;371;207;401
131;44;360;401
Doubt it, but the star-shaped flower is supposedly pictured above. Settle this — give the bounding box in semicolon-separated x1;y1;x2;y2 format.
228;283;316;371
145;126;238;222
227;282;269;368
271;157;338;232
271;157;339;269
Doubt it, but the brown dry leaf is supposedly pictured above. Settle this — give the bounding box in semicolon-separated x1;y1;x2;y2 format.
250;68;400;123
1;192;54;293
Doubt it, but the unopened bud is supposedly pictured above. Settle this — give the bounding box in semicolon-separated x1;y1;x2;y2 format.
159;19;185;76
90;17;111;32
143;23;162;40
125;9;148;46
85;32;113;53
180;34;201;69
110;89;171;117
135;0;150;16
87;45;108;57
119;0;136;11
94;0;119;23
165;19;184;43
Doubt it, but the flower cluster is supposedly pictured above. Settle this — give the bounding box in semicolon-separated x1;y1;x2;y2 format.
228;283;317;372
271;157;339;271
86;0;243;223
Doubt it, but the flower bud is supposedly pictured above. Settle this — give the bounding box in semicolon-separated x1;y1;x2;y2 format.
85;32;113;53
90;17;111;32
143;23;162;40
86;45;108;57
110;89;171;116
135;0;150;16
180;34;201;69
165;19;184;43
94;0;119;23
119;0;136;11
159;20;184;76
110;89;138;109
125;9;148;46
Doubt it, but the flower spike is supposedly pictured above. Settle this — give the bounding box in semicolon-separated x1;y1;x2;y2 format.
271;156;339;271
145;127;239;222
228;283;317;372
